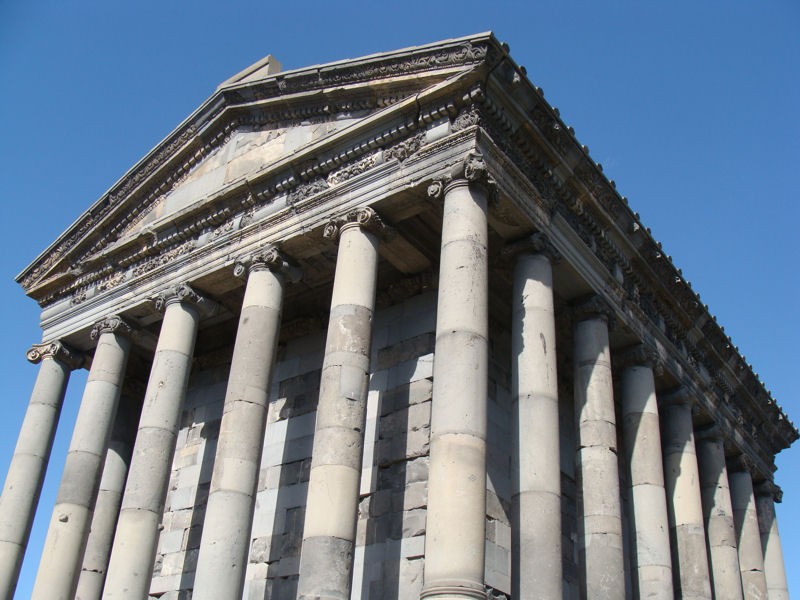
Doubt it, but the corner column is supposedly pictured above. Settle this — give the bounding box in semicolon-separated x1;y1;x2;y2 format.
728;457;768;600
103;284;210;599
194;247;299;599
618;347;673;599
422;152;491;600
695;424;743;600
507;234;562;599
659;390;713;599
32;317;133;600
298;208;386;600
572;296;624;599
0;341;83;600
754;483;789;600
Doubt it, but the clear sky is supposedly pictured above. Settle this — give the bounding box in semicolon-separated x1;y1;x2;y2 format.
1;1;797;597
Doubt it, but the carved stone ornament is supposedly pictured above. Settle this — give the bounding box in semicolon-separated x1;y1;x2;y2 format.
615;343;662;375
288;178;329;205
152;283;215;316
502;231;562;263
570;294;616;330
657;386;696;409
90;315;135;341
427;150;497;201
323;207;394;241
26;340;84;370
694;422;724;443
754;480;782;502
727;453;756;476
451;107;480;132
233;245;302;283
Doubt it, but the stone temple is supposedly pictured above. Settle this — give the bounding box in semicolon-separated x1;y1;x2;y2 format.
0;33;795;600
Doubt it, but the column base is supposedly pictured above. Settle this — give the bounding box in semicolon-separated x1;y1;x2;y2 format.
420;580;486;599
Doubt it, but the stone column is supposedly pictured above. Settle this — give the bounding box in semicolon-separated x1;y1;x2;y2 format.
754;483;789;600
32;317;133;600
421;151;491;600
298;208;387;600
659;390;713;599
618;347;673;599
74;438;131;600
506;234;562;599
572;296;624;600
695;424;743;600
194;247;299;600
728;457;768;600
103;284;211;600
0;341;82;600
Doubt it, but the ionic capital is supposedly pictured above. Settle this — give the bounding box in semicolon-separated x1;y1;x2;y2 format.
152;283;217;317
754;480;782;503
503;231;562;263
90;315;135;341
233;245;302;283
571;294;616;329
323;206;394;241
26;341;84;370
727;453;756;476
694;422;724;444
615;343;662;375
657;386;696;410
427;150;497;201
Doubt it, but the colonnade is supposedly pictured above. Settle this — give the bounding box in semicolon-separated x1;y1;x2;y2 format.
0;165;791;600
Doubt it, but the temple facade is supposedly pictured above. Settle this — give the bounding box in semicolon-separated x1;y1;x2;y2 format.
0;33;794;600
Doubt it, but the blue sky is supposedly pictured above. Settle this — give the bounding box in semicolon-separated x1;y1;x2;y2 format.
1;1;797;597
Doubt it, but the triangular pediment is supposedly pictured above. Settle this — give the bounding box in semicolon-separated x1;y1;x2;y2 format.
18;33;497;302
118;114;370;241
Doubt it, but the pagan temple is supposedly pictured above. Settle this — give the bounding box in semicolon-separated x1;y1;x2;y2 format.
0;33;794;600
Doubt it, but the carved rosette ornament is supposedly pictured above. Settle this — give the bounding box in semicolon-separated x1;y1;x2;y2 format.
502;231;562;263
26;341;84;370
233;245;302;282
427;150;497;202
90;315;135;341
152;283;216;317
571;293;617;331
323;206;395;241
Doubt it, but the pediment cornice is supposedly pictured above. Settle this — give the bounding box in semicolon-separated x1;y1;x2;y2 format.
17;33;502;298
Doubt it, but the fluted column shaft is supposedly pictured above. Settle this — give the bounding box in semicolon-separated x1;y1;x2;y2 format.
573;299;624;599
509;244;561;599
729;463;768;600
0;341;81;600
620;356;673;599
298;210;382;600
75;439;130;600
103;286;204;599
32;318;132;600
754;487;788;600
194;249;295;599
695;426;743;600
422;166;489;600
660;393;712;599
